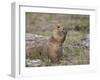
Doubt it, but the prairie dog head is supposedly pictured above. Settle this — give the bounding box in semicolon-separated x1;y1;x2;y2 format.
52;24;67;43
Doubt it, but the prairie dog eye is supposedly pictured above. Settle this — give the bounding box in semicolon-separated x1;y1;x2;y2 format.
57;26;60;28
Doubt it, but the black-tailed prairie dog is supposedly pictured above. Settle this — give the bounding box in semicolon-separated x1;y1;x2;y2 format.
47;24;67;63
26;24;67;64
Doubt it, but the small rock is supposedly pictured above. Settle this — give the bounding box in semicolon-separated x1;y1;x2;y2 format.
26;59;43;67
81;34;89;48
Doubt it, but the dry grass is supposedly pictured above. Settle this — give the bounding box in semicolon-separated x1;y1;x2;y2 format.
25;12;90;67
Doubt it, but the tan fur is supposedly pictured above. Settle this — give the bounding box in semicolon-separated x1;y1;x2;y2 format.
47;24;67;63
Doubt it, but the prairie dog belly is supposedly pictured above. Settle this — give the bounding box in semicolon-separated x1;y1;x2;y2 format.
47;42;63;63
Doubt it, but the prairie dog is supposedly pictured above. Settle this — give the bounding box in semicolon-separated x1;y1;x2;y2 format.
26;24;67;64
47;24;67;63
